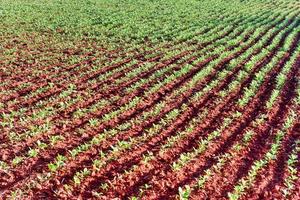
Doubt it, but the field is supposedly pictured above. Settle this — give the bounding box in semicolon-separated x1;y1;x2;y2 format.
0;0;299;199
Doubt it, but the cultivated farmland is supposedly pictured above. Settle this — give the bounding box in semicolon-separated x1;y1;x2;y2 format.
0;0;299;199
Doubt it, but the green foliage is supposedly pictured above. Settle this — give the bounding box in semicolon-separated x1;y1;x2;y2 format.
179;185;191;200
0;0;282;45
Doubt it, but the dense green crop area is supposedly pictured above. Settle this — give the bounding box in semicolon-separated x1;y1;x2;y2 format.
0;0;285;43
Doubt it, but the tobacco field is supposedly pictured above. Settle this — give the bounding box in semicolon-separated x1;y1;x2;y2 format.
0;0;299;199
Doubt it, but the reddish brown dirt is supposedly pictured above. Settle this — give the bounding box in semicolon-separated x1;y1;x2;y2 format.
0;13;260;160
26;15;294;199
